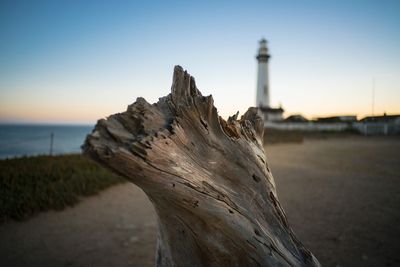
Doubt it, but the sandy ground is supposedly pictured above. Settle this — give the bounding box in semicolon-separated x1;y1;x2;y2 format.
0;184;157;267
1;136;399;267
267;136;400;267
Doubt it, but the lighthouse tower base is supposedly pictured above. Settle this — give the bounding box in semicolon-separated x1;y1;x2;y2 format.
259;106;284;123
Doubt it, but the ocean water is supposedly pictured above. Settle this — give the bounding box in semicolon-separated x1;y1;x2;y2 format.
0;124;94;159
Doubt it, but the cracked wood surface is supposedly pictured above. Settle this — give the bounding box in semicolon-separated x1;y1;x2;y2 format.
83;66;320;267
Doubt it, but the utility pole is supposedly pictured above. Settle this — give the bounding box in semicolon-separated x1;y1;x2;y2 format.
49;132;54;156
372;78;375;116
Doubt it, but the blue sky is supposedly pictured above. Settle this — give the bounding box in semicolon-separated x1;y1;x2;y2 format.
0;0;399;123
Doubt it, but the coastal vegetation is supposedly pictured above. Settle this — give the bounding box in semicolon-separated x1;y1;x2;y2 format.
0;154;124;222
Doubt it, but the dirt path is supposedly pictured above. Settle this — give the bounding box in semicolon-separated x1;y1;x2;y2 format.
0;183;157;267
1;136;399;267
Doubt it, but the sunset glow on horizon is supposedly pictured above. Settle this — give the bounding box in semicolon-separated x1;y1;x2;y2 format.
1;0;399;124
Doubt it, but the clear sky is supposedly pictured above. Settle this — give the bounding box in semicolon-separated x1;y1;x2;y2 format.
1;0;399;124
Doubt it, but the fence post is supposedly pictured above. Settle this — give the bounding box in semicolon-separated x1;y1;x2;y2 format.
49;132;54;155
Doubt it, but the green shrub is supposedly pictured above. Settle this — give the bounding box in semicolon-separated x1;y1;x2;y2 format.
0;154;124;222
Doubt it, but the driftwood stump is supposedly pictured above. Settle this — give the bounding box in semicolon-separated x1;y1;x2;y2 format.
83;66;320;267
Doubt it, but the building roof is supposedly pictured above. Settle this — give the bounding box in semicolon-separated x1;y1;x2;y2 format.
316;115;357;123
259;107;284;113
284;114;308;122
360;114;400;122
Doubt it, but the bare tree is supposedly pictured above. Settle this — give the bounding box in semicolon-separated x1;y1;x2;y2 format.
83;66;320;267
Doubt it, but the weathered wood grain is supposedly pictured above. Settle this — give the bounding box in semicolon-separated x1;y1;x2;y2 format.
83;66;320;267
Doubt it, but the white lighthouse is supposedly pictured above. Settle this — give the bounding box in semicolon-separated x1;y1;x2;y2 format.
256;39;284;122
256;38;271;108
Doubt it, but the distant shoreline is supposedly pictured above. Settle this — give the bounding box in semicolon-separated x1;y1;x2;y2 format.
0;122;95;127
0;124;93;159
0;152;83;161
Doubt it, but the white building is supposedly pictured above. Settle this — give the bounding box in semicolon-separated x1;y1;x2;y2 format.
256;39;284;123
354;115;400;135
